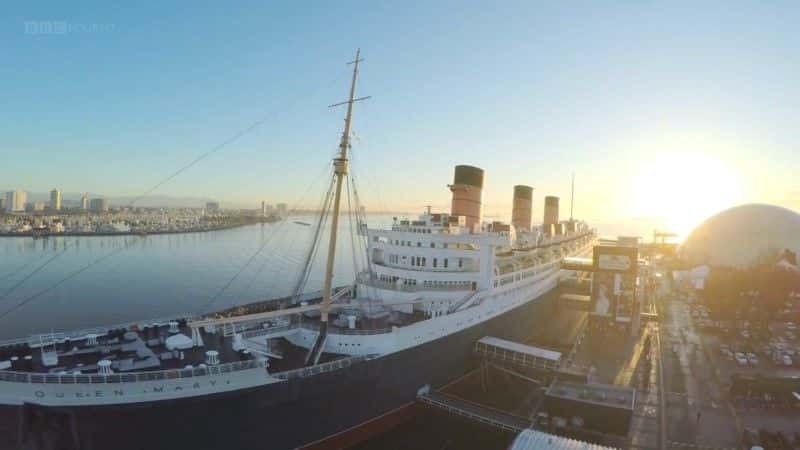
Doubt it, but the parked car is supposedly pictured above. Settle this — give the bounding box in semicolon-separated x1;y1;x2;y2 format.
747;353;759;365
787;322;797;331
783;355;793;366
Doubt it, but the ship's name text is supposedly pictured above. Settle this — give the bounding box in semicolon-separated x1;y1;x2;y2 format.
33;379;232;399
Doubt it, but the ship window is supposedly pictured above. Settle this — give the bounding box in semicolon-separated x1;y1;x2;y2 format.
433;258;437;268
458;258;463;268
444;259;448;268
430;242;435;248
417;242;421;247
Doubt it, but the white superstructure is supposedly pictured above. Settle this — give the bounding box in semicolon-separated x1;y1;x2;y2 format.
285;209;594;356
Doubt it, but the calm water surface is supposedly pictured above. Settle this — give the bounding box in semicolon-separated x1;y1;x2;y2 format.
0;214;396;339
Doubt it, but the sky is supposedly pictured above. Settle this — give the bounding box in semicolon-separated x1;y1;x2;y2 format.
1;1;798;238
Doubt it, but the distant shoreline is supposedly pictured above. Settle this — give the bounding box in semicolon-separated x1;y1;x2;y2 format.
0;217;281;238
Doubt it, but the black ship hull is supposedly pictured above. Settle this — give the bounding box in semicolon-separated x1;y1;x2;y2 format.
0;289;566;450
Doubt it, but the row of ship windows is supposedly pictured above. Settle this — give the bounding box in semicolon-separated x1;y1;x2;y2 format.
377;274;471;288
386;254;463;269
493;268;544;288
373;236;475;251
403;227;432;234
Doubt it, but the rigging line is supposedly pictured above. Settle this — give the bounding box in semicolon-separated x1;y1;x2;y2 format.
128;69;351;208
0;238;141;322
0;247;70;303
205;184;327;310
345;175;359;278
350;136;390;215
353;182;371;275
206;156;336;310
348;151;377;311
0;72;352;305
350;177;369;275
202;225;281;310
346;172;372;316
238;156;335;300
291;174;336;302
268;183;329;297
0;249;55;283
290;152;340;298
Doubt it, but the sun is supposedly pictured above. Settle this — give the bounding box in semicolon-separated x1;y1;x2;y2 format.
629;152;743;240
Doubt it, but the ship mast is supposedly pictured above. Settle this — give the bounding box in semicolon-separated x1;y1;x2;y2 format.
320;49;368;325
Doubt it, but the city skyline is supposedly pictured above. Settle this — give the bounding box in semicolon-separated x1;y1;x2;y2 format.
0;188;291;211
2;2;799;239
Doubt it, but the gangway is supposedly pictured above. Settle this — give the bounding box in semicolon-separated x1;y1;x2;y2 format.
475;336;562;371
417;391;532;433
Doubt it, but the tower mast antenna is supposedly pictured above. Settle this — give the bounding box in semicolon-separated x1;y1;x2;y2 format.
319;49;370;330
569;172;575;221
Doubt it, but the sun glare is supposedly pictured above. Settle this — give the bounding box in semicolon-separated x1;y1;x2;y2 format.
630;152;743;240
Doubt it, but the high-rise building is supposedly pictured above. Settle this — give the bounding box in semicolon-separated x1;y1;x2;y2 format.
89;198;109;213
33;201;46;211
81;193;89;210
5;191;27;212
261;201;267;218
0;198;5;211
49;188;62;211
206;202;220;213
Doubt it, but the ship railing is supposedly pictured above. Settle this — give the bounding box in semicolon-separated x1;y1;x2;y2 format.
0;313;198;348
273;355;373;380
298;321;393;335
0;359;266;385
356;273;471;293
240;323;298;339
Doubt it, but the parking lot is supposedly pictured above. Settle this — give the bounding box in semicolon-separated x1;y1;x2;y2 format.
692;303;800;374
662;293;800;449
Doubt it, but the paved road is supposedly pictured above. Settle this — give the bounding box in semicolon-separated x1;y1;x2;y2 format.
628;322;662;450
661;299;741;449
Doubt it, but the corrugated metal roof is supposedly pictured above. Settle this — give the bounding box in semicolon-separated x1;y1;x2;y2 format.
477;336;561;361
509;429;616;450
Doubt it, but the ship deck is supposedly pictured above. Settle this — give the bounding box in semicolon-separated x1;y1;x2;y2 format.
0;291;425;378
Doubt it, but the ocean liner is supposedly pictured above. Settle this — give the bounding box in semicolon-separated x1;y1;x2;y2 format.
0;51;595;450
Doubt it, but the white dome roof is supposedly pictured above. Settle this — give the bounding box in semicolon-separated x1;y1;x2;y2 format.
679;204;800;268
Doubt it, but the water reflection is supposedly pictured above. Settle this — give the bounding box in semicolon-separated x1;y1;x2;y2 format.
0;215;394;339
